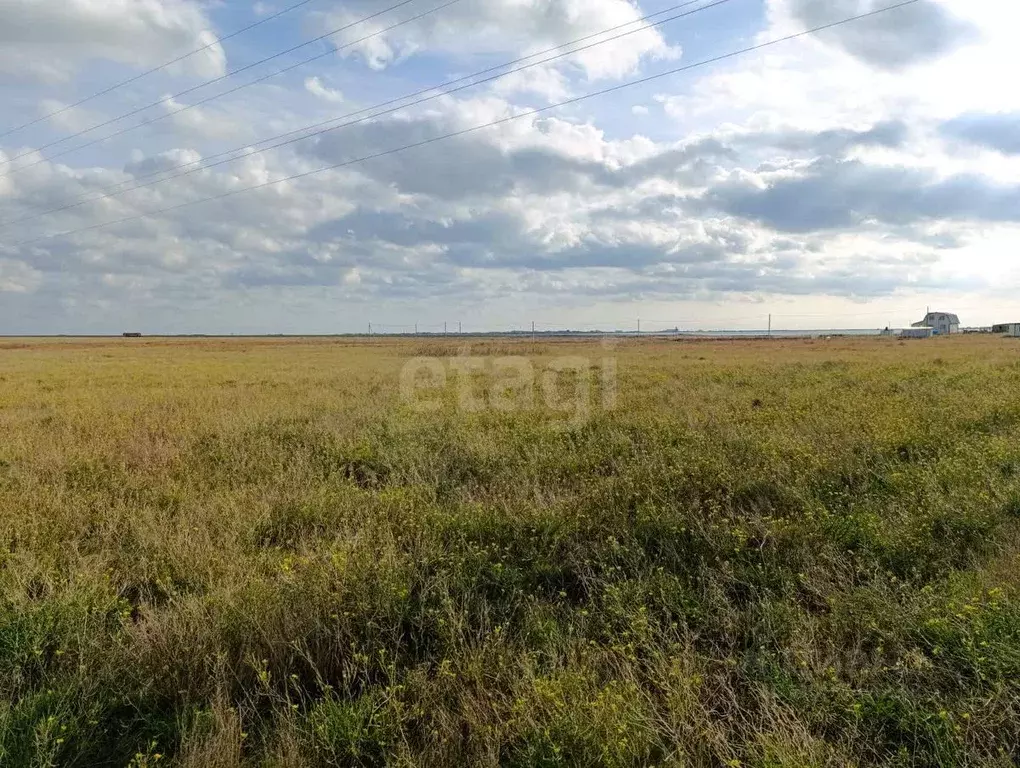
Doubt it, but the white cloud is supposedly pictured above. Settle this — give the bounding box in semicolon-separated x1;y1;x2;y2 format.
677;0;1020;132
314;0;677;80
490;66;573;102
779;0;977;71
0;258;42;292
157;95;255;142
0;0;225;82
304;76;344;103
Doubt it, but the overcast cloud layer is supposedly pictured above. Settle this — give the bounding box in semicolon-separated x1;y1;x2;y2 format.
0;0;1017;333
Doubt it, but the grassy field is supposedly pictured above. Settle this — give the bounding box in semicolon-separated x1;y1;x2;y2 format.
2;335;1020;767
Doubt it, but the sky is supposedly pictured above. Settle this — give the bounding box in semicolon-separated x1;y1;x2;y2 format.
0;0;1018;334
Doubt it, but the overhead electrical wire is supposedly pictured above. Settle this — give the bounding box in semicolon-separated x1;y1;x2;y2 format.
0;0;446;173
5;0;921;250
0;0;725;228
0;0;321;140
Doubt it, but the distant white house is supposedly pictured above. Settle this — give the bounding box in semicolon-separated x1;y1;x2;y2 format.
900;327;935;339
912;312;960;335
992;323;1020;336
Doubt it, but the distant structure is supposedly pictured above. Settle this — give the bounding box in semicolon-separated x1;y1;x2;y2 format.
122;332;142;338
912;311;960;336
993;322;1020;337
901;327;935;339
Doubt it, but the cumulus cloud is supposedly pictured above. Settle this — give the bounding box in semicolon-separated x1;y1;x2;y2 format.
740;120;910;155
704;157;1020;232
0;258;42;292
0;0;225;82
490;66;573;102
313;0;677;80
942;113;1020;155
124;148;204;178
783;0;978;70
156;95;255;142
304;76;344;103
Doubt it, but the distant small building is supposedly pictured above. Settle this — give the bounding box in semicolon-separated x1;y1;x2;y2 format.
122;332;142;338
912;312;960;335
992;323;1020;335
900;327;935;339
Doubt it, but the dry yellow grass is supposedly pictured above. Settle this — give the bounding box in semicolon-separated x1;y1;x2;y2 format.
2;335;1020;766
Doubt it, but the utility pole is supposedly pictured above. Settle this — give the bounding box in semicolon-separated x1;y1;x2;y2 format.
637;317;641;335
414;323;418;336
458;321;462;334
368;322;372;335
444;321;447;335
768;314;772;338
532;320;536;342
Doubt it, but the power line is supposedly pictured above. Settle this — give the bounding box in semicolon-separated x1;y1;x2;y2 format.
5;0;917;245
0;0;320;141
0;0;439;173
12;0;463;180
0;0;726;228
0;0;434;172
5;0;920;251
0;4;459;190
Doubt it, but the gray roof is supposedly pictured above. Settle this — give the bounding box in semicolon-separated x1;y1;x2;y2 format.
915;312;960;325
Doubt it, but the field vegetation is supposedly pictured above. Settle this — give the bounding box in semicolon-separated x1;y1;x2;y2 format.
2;335;1020;766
